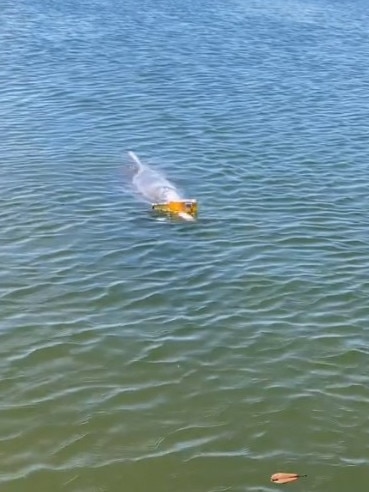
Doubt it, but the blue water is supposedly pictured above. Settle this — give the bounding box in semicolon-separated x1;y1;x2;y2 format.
1;0;369;491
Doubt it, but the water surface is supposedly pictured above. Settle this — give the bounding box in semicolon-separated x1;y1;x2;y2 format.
1;0;369;491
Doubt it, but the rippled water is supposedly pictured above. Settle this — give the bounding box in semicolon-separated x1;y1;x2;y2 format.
1;0;369;490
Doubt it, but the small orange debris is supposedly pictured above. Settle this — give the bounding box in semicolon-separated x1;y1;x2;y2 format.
271;472;307;484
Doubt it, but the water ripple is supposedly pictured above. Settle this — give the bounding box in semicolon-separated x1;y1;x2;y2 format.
1;0;369;490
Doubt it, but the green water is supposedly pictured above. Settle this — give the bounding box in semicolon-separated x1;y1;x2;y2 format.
1;0;369;490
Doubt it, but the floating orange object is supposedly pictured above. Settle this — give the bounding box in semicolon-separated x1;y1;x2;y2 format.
271;473;307;484
152;199;198;218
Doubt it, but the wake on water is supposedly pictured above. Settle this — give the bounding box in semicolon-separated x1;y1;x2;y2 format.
128;151;181;203
127;152;195;221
